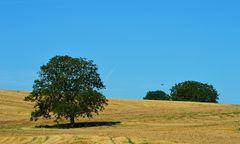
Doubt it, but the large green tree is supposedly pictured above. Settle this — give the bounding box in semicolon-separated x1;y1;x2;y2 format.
24;55;108;126
170;81;219;103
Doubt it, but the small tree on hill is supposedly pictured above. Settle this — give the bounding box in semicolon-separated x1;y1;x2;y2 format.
24;55;108;127
170;81;219;103
143;90;170;100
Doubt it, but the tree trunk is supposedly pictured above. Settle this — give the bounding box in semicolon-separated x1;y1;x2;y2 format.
70;116;75;127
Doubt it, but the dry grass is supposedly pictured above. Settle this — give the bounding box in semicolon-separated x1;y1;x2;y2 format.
0;90;240;144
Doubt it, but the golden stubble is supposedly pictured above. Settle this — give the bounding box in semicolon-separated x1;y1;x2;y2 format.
0;90;240;144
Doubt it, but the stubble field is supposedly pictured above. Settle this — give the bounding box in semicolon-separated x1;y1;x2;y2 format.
0;90;240;144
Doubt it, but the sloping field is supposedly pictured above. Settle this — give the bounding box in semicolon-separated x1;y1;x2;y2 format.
0;90;240;144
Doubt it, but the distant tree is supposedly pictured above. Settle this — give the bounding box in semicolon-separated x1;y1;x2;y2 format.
24;55;108;127
143;90;170;100
170;81;219;103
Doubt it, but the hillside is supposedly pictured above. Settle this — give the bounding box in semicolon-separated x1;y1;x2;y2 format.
0;90;240;144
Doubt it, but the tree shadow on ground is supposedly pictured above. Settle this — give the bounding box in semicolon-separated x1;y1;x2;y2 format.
35;121;121;129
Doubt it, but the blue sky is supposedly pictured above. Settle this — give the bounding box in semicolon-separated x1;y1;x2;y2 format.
0;0;239;104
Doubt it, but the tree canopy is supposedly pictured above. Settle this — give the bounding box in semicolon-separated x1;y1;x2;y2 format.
24;55;108;126
170;81;219;103
143;90;170;100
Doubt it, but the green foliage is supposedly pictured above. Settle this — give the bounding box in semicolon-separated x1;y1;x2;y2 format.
170;81;219;103
127;137;135;144
24;55;108;126
143;90;170;100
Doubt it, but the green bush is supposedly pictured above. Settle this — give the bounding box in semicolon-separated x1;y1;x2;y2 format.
143;90;170;100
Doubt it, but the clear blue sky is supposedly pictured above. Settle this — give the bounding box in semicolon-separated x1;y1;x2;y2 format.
0;0;239;104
